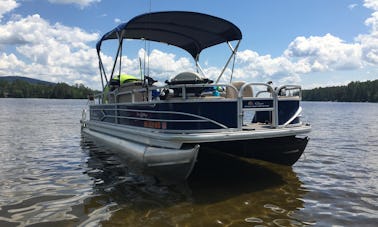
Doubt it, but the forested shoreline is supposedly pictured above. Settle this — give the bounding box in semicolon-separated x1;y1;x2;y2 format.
302;80;378;102
0;78;98;99
1;76;377;102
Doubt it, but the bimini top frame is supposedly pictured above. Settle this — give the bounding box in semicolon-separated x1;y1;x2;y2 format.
96;11;243;89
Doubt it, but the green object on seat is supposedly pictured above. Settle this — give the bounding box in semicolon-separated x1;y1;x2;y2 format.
114;74;139;85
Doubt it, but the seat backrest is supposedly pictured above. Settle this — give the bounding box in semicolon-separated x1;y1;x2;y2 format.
171;72;202;82
226;81;253;98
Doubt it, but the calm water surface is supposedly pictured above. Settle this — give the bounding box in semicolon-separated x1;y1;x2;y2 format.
0;99;377;226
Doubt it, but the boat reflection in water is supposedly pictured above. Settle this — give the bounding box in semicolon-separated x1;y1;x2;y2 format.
80;135;311;226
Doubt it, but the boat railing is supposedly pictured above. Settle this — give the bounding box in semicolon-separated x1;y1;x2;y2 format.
91;82;302;130
238;83;302;129
89;106;230;131
275;85;302;97
276;85;303;127
93;83;238;103
238;82;275;128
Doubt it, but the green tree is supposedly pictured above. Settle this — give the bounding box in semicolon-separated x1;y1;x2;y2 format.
303;79;378;102
0;78;98;99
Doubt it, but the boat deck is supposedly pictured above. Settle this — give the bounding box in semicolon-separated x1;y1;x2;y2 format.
178;123;311;144
242;123;272;131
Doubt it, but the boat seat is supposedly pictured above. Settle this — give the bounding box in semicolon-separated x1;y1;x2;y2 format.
171;72;202;82
226;81;253;99
117;81;145;102
167;72;213;97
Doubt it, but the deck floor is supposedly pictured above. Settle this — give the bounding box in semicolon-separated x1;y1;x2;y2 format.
242;123;273;131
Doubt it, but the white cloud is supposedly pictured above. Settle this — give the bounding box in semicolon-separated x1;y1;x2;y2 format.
0;14;98;46
348;4;358;10
364;11;378;32
137;49;194;81
0;0;19;20
0;13;100;88
1;0;378;90
226;31;365;85
238;50;289;76
226;0;378;86
364;0;378;11
93;48;195;86
285;34;362;71
356;31;378;64
356;0;378;64
48;0;100;8
233;49;308;84
0;53;25;74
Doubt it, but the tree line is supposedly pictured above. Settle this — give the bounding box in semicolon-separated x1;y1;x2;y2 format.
1;77;377;102
0;79;98;99
302;79;378;102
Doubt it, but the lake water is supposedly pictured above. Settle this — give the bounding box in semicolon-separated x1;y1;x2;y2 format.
0;98;377;226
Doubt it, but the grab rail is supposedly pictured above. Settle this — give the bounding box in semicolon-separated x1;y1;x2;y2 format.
238;82;276;128
276;85;302;97
238;83;302;129
282;106;302;127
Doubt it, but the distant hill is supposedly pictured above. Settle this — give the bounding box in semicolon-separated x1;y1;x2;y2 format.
0;76;98;99
302;79;378;102
0;76;55;86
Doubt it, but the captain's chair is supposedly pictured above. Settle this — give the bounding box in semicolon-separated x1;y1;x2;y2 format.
166;72;213;97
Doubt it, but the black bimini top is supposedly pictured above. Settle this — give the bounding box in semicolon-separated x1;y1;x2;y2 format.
96;11;242;59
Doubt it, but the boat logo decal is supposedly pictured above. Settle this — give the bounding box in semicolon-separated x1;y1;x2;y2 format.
244;101;271;108
136;112;149;118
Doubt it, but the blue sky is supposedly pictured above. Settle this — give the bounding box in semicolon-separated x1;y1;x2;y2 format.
1;0;378;89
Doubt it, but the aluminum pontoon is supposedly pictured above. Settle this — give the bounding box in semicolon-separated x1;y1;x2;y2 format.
81;11;311;180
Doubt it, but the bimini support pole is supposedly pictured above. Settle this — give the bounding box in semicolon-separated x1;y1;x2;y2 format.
98;60;105;90
215;40;241;83
109;33;124;81
195;55;207;78
97;50;108;90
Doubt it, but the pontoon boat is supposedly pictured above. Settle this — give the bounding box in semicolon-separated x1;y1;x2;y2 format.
81;11;311;180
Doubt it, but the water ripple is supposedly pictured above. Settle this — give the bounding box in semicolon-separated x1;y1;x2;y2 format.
0;99;377;226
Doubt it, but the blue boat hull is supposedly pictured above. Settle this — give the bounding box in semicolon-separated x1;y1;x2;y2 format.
200;136;309;166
